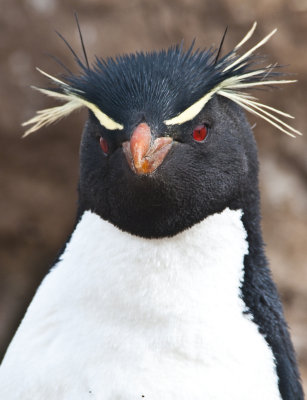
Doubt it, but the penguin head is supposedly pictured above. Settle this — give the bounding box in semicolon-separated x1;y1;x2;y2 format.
23;24;300;238
78;79;254;238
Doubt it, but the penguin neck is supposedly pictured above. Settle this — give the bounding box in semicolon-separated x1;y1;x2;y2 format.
230;183;266;268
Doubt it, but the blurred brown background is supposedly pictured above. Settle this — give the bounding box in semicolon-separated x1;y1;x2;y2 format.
1;0;306;391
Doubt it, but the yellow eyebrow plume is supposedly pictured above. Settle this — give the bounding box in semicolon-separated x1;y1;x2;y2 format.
163;24;301;137
22;69;123;136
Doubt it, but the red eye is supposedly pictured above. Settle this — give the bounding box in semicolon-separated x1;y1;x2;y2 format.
100;137;109;154
192;125;208;142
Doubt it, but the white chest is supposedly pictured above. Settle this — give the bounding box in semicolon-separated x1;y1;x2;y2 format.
0;208;281;400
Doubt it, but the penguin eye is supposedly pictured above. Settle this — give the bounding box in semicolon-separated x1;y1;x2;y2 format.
99;137;109;155
192;124;208;142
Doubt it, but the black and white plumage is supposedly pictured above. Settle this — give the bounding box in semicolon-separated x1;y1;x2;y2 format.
0;23;304;399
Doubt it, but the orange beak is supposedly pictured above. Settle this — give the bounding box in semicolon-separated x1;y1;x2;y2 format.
122;123;173;175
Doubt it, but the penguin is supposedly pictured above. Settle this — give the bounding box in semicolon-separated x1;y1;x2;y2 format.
0;23;304;400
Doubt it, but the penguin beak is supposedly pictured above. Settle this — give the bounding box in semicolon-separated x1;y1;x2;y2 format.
122;123;173;175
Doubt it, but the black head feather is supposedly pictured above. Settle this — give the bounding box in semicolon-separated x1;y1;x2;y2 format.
64;44;277;123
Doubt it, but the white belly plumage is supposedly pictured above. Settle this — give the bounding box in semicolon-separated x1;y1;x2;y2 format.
0;208;281;399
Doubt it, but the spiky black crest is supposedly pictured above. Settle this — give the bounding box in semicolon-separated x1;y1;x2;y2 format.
23;23;301;137
214;26;228;64
69;44;226;122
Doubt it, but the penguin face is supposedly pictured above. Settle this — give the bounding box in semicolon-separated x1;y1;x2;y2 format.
78;94;254;238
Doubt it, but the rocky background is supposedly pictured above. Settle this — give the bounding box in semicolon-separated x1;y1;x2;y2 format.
1;0;306;391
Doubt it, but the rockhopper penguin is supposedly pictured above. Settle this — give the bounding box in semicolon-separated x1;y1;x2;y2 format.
0;22;304;399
